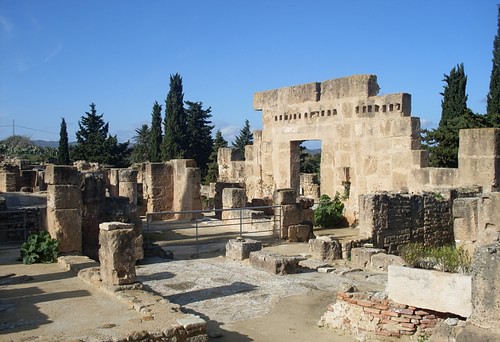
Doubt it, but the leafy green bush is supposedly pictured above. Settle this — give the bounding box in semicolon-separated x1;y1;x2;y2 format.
21;231;59;264
399;243;471;273
314;192;345;228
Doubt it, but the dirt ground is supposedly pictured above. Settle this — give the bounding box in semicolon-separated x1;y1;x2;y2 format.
1;230;399;342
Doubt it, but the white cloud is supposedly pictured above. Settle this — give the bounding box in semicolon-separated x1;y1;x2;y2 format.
420;118;437;130
219;125;239;143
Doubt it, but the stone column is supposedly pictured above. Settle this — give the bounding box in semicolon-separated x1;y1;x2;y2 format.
118;169;138;205
45;165;82;254
99;222;139;285
81;172;106;260
222;187;247;222
108;168;120;197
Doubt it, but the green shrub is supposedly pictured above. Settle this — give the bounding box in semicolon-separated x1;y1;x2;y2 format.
399;243;471;273
314;192;345;228
21;231;59;264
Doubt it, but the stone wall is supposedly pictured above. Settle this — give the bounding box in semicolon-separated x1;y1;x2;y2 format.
216;74;499;224
453;192;500;254
358;192;454;252
143;160;201;220
319;291;460;339
299;173;320;201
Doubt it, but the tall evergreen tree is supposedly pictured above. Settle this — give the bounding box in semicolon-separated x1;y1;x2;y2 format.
487;5;500;127
232;119;253;159
72;103;130;166
149;101;163;162
57;117;70;165
423;64;483;168
161;73;187;160
130;124;150;163
206;129;228;183
185;101;214;178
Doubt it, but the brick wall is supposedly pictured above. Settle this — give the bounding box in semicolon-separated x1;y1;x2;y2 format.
319;291;461;339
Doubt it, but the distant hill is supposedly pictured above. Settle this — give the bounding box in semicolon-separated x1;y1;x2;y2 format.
32;140;76;148
305;148;321;155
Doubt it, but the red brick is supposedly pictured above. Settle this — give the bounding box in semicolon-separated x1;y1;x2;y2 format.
343;298;358;304
400;330;415;335
381;310;400;317
374;304;389;310
402;314;420;319
356;300;374;307
420;319;437;325
402;322;416;329
423;314;436;319
415;310;430;315
391;303;408;309
400;325;416;331
364;307;381;315
390;307;415;315
391;316;411;323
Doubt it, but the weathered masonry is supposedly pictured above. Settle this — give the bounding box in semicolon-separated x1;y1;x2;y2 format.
219;74;499;222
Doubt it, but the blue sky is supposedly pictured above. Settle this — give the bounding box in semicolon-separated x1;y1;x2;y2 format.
0;0;498;144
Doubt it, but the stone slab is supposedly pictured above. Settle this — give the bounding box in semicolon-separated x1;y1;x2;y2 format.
388;265;472;318
249;251;304;275
225;238;262;261
273;189;296;205
350;247;386;269
308;236;342;262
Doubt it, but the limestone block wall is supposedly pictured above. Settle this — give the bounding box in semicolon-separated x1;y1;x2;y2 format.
458;128;500;192
144;160;201;219
246;75;428;222
0;172;16;192
45;165;82;254
218;148;245;183
358;193;454;252
299;173;320;201
453;192;500;254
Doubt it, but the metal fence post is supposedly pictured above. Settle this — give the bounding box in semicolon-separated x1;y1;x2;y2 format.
239;208;243;237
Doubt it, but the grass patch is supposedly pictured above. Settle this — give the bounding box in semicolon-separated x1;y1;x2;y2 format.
399;243;471;273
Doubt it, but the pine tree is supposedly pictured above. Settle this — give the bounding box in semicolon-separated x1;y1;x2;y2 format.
487;5;500;127
149;101;163;162
130;124;150;163
72;103;130;166
232;119;253;159
185;101;214;178
57;117;70;165
206;129;228;183
423;64;483;168
161;73;187;160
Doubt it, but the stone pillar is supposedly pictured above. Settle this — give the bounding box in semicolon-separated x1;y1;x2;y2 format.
468;242;500;331
108;168;120;197
45;165;82;254
118;169;138;205
99;222;139;285
273;188;303;239
144;162;173;215
222;187;247;221
81;172;106;260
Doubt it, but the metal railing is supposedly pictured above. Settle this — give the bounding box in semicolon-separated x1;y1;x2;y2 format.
144;205;282;248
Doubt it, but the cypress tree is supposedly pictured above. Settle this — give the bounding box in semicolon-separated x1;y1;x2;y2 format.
423;64;481;168
57;117;70;165
185;101;214;178
149;101;163;162
161;73;187;160
487;5;500;127
232;119;253;159
206;129;228;183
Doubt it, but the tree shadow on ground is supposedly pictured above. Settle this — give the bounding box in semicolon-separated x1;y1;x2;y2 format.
165;281;257;306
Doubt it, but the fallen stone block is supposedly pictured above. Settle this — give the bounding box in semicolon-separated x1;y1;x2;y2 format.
309;236;342;262
369;253;406;271
225;238;262;260
249;251;304;275
350;247;386;269
273;188;296;205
